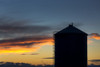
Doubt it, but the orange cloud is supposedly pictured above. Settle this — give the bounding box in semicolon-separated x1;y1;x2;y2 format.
0;46;41;54
0;36;54;54
89;33;100;40
87;33;100;45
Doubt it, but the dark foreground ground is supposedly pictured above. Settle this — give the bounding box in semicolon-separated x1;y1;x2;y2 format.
0;62;100;67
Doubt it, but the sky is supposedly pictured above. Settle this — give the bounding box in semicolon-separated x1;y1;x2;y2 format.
0;0;100;65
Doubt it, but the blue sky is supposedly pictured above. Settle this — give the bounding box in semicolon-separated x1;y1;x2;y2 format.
0;0;100;34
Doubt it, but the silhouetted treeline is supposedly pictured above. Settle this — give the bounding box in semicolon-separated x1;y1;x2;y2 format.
0;62;100;67
88;64;100;67
0;62;54;67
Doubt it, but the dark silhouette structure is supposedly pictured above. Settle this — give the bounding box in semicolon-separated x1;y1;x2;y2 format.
54;24;87;67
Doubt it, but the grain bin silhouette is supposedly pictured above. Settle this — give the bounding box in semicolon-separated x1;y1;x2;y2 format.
54;24;87;67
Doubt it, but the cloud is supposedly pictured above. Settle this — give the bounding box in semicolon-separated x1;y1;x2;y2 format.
21;54;27;55
30;53;39;55
0;62;54;67
0;35;52;46
0;24;51;34
0;17;54;54
0;35;54;54
21;53;39;55
43;57;54;59
88;33;100;45
89;59;100;62
89;33;100;40
0;17;52;38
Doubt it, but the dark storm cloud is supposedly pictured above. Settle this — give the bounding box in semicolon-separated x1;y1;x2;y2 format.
43;57;54;59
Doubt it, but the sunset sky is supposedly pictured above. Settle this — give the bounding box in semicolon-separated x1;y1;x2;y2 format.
0;0;100;65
